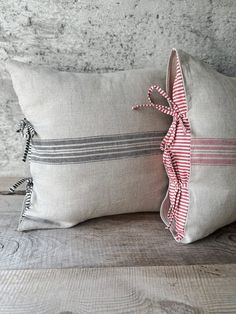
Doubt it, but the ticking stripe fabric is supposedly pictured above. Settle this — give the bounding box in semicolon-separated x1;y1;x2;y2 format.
133;49;236;243
132;54;191;241
9;177;33;223
16;118;36;162
30;131;165;164
162;53;191;240
6;60;171;231
160;49;236;243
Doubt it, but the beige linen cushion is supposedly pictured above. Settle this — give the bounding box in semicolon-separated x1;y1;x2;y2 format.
7;60;170;231
160;49;236;243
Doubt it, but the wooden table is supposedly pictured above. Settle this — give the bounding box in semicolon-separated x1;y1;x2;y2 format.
0;178;235;313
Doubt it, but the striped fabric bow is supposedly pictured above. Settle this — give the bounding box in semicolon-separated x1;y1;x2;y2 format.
132;85;188;151
17;118;36;162
132;85;189;231
9;177;33;218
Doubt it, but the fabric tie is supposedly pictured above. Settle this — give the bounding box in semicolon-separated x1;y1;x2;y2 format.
166;181;187;229
17;118;36;162
132;85;187;150
132;84;189;229
9;177;33;218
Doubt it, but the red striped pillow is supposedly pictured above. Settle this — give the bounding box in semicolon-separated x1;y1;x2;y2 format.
161;49;236;243
160;51;191;241
133;49;236;243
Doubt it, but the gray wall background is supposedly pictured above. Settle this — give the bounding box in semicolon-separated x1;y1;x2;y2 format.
0;0;235;177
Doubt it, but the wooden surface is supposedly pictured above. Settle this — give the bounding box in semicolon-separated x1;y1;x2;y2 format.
0;264;236;314
0;178;236;313
0;194;236;270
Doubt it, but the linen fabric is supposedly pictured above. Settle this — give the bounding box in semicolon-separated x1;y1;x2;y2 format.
6;60;171;231
160;49;236;243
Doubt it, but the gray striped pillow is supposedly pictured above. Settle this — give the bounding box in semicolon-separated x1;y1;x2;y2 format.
6;60;171;231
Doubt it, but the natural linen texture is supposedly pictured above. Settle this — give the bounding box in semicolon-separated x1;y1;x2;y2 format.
159;49;236;243
7;60;170;231
132;49;236;243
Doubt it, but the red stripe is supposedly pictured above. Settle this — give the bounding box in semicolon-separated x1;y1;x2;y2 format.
162;53;191;241
192;159;236;165
192;146;236;151
192;138;236;145
191;138;236;165
192;153;236;158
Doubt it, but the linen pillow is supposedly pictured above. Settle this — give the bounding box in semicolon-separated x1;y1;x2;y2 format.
6;60;171;231
133;49;236;243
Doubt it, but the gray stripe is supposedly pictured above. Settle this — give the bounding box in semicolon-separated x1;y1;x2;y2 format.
33;137;163;150
31;148;162;164
30;131;164;164
32;131;166;146
31;144;160;158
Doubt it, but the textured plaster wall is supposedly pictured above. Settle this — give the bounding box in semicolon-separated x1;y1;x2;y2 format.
0;0;236;177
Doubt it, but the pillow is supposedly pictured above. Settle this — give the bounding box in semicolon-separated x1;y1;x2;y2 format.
133;49;236;243
6;60;171;231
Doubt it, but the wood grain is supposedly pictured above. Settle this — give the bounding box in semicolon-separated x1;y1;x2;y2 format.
0;194;236;270
0;264;235;314
1;181;235;312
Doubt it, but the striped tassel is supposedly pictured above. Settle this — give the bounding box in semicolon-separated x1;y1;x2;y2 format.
16;118;36;162
9;177;33;214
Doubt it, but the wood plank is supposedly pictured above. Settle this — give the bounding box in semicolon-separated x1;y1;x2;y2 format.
0;264;235;313
0;194;236;270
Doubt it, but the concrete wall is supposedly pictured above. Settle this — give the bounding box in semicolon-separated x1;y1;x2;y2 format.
0;0;235;176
